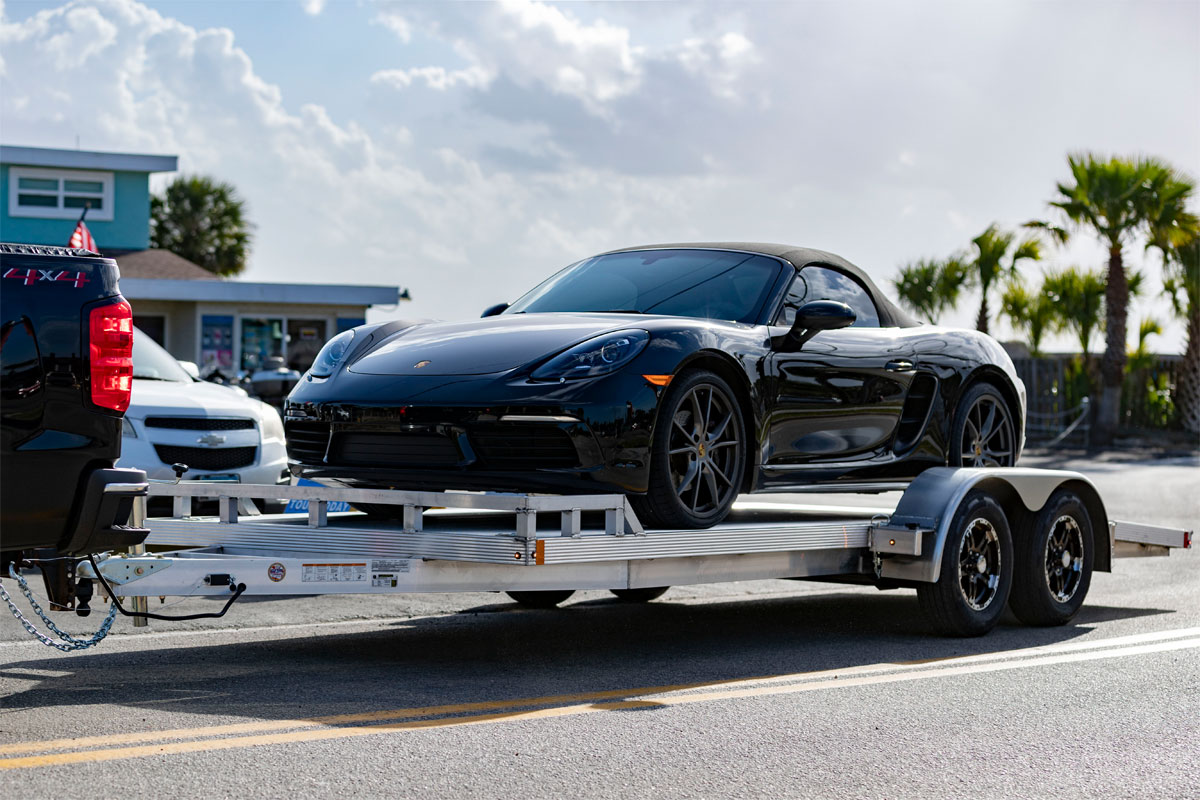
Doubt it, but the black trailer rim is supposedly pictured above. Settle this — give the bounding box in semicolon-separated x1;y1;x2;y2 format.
957;517;1002;611
667;383;740;515
960;395;1015;467
1043;514;1085;603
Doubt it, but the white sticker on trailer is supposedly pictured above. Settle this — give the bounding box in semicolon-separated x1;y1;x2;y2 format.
371;559;411;588
301;563;368;583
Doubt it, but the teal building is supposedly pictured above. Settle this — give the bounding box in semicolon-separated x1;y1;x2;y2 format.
1;145;402;373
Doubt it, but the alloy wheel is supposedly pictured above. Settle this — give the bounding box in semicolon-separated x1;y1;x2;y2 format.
957;517;1003;611
960;394;1014;467
666;383;741;515
1043;514;1085;603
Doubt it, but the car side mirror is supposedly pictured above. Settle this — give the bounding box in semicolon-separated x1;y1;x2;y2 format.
482;302;509;318
178;360;201;380
780;300;855;350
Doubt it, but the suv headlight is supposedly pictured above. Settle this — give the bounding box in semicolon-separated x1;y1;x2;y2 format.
531;330;649;382
259;403;285;441
308;329;356;378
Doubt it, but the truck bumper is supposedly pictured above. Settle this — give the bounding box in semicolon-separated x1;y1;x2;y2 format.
59;467;150;554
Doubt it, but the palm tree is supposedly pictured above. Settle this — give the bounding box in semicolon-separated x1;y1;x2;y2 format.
150;175;253;277
999;276;1058;356
1162;238;1200;433
893;256;969;324
968;225;1041;334
1042;266;1106;355
1039;153;1197;443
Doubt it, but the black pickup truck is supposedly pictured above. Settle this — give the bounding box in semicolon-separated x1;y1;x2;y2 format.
1;243;148;572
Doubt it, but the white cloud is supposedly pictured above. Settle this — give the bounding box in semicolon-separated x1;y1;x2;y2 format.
371;65;490;92
1;0;1196;354
301;0;325;16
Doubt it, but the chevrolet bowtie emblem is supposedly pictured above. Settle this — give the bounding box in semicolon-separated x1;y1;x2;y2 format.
196;433;227;447
414;360;431;369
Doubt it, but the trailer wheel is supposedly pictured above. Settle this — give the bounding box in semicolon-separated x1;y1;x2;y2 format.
1008;490;1094;626
917;491;1014;637
610;587;669;603
505;590;575;608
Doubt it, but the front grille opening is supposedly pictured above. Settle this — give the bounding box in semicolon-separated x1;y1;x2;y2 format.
471;425;579;469
332;432;461;467
145;417;255;431
286;421;331;462
154;445;256;472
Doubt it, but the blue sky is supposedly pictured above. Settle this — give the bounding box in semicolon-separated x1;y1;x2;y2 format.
2;0;1198;351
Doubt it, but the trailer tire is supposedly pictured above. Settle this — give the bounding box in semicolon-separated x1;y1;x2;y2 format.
917;491;1013;637
1009;490;1094;626
506;590;575;608
610;587;669;603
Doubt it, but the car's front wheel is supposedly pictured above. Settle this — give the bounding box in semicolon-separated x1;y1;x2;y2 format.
632;370;745;529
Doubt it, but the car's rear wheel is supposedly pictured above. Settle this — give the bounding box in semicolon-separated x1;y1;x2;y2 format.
632;370;745;529
950;381;1016;468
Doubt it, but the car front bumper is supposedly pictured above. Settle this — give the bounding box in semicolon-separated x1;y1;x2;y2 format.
284;369;663;494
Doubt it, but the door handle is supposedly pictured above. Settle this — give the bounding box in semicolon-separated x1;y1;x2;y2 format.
885;360;915;372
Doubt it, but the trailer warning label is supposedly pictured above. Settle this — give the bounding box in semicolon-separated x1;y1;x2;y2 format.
301;563;368;583
371;559;411;588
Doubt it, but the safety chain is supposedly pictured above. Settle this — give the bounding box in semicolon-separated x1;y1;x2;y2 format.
0;563;117;652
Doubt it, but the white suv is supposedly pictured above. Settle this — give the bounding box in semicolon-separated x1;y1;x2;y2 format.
118;329;289;498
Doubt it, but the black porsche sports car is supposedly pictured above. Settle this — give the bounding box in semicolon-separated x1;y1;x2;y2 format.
285;243;1025;528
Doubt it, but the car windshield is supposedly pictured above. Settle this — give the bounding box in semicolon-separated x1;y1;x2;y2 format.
132;327;193;382
505;249;784;323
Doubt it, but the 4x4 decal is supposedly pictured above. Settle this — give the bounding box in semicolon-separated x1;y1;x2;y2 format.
3;268;90;288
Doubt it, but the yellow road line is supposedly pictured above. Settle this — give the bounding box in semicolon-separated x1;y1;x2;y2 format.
3;636;1196;770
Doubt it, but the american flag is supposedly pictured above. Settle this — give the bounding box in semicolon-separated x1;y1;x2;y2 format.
68;219;97;252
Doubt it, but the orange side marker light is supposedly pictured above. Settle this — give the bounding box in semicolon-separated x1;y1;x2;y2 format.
643;375;673;387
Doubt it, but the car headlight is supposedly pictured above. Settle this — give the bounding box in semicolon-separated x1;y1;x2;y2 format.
308;329;356;378
531;330;649;382
259;403;285;441
122;418;137;438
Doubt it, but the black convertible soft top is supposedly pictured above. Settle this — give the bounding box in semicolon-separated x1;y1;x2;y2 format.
603;241;920;328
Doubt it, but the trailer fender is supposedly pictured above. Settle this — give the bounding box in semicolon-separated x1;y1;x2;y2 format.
880;467;1110;583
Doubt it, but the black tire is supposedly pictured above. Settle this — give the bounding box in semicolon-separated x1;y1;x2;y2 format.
631;370;746;529
506;590;575;608
610;587;669;603
950;381;1017;468
917;491;1014;636
1008;489;1094;626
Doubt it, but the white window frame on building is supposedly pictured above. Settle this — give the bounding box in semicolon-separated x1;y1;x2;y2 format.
8;166;115;221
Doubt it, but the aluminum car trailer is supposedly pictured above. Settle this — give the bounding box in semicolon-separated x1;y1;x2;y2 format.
5;467;1191;645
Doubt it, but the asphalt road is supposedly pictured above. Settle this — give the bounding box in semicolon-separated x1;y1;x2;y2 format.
1;453;1197;798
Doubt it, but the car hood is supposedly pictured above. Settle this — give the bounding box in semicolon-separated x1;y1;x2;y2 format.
348;314;643;376
128;379;262;419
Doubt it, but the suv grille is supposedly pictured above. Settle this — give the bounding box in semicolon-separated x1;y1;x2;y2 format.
154;445;256;472
333;432;461;467
471;425;578;469
145;417;255;431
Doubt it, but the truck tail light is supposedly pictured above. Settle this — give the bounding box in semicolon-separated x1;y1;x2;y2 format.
89;299;134;413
